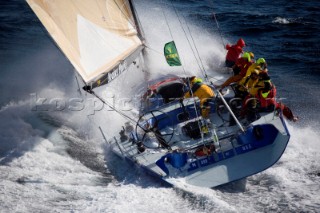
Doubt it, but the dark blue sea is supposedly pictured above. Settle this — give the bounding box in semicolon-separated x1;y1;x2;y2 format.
0;0;319;212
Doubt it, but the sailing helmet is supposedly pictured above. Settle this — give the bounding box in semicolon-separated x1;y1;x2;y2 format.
242;52;251;62
257;58;266;65
194;78;203;84
189;76;202;84
237;38;245;47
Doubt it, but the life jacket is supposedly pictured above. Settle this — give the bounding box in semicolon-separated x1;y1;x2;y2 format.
256;84;277;108
249;79;265;96
244;63;261;79
237;76;261;95
234;57;253;77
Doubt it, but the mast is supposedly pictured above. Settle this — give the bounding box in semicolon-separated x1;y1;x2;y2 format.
127;0;149;77
128;0;145;42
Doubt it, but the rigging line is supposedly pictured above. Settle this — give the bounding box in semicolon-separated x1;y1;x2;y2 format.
91;89;170;139
184;16;208;80
208;0;225;49
164;0;203;124
205;74;226;83
160;0;174;42
173;7;207;78
160;0;187;74
168;0;205;78
160;1;203;142
144;45;163;55
89;90;140;127
212;13;225;49
168;2;220;143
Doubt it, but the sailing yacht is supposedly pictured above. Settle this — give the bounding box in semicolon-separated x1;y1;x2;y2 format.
26;0;290;188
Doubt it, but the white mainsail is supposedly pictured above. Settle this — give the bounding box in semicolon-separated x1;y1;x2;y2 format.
26;0;143;87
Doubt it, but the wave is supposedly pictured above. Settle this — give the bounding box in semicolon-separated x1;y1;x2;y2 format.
273;17;291;25
1;0;320;212
272;17;308;26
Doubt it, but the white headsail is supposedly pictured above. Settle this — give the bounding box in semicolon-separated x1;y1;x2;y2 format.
26;0;143;87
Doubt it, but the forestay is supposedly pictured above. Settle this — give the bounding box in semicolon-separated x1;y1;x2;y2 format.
26;0;143;87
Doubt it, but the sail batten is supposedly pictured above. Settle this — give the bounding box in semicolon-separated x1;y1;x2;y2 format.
26;0;143;85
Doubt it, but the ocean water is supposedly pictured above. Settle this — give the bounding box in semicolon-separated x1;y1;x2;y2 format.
1;0;320;212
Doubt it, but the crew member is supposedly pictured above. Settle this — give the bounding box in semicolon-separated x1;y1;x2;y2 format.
184;77;215;118
256;80;298;122
219;52;253;90
243;58;268;80
225;38;245;68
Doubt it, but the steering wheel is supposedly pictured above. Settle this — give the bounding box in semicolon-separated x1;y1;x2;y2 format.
216;85;243;123
135;110;174;148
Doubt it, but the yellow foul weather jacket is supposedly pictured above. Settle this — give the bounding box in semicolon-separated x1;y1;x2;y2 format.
184;83;215;106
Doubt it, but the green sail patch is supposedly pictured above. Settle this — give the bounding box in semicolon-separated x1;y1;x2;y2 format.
164;41;182;66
